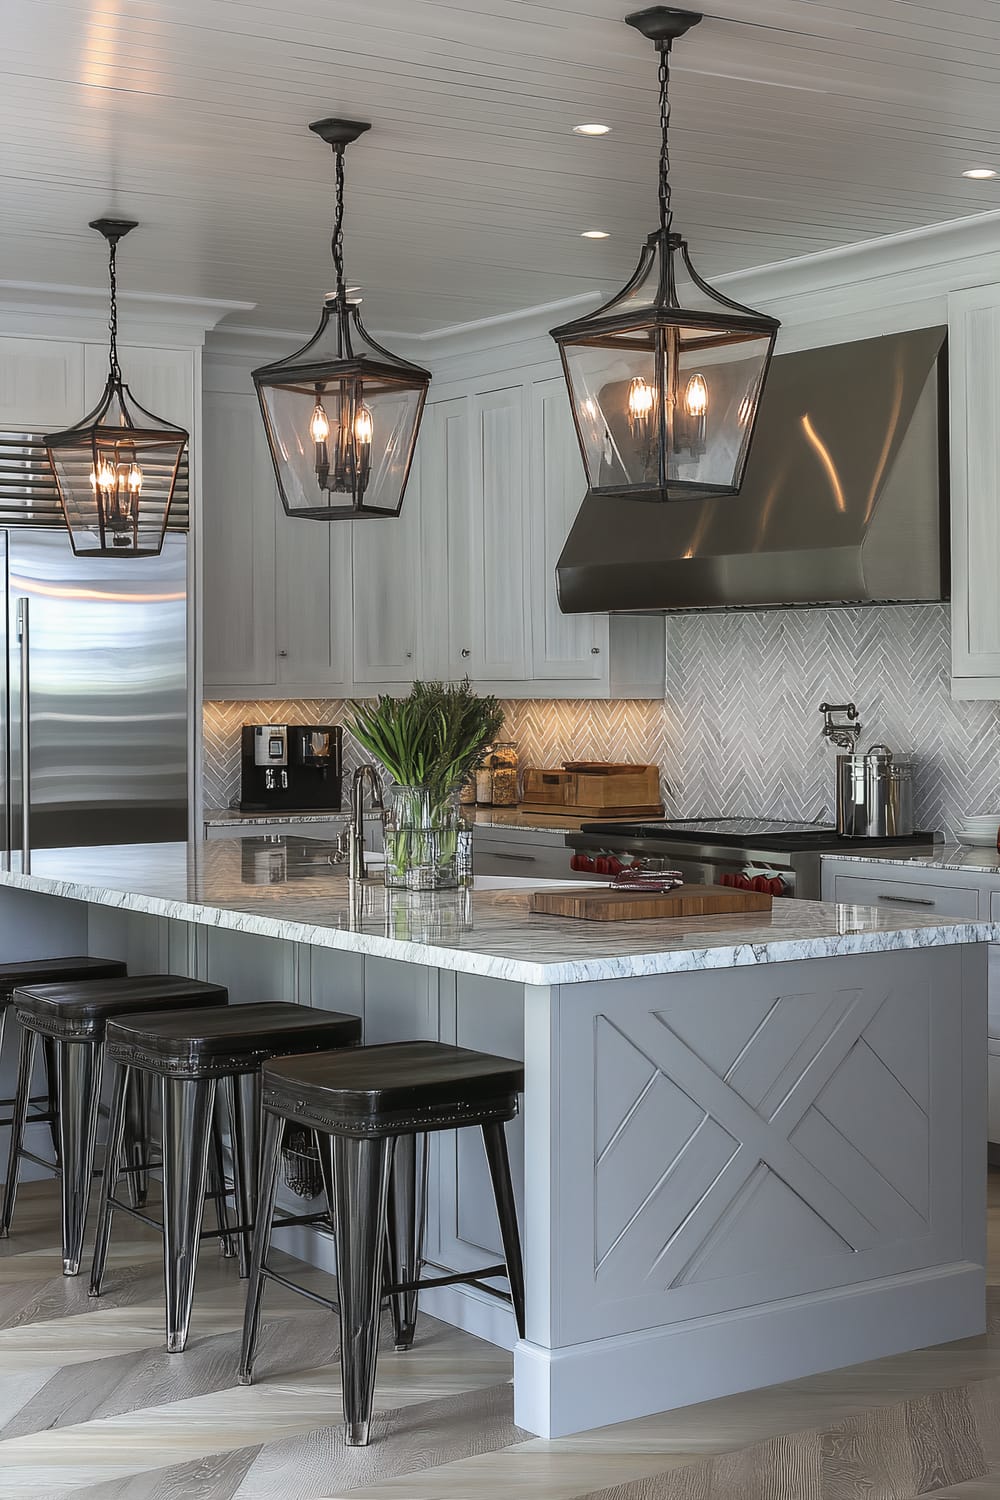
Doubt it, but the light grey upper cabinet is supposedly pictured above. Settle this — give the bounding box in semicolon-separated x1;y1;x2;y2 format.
202;389;277;691
274;509;353;696
530;378;607;683
0;337;85;428
352;445;423;688
949;285;1000;698
200;359;663;700
446;385;528;684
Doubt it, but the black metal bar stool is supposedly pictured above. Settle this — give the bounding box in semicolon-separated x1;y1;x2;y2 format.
0;959;128;1153
0;974;229;1274
239;1040;525;1447
89;1001;361;1352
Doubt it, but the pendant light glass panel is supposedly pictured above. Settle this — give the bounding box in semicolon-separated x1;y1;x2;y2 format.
254;300;428;520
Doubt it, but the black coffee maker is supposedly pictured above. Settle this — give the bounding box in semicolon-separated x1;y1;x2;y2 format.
240;725;343;812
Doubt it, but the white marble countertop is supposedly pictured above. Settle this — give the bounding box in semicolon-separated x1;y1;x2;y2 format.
822;844;1000;875
0;838;996;985
203;807;581;836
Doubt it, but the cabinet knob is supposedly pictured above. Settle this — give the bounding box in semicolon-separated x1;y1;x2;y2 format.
461;648;471;659
278;650;288;658
591;646;600;655
405;651;413;660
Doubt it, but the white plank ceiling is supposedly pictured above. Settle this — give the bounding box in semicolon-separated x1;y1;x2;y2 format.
4;0;1000;334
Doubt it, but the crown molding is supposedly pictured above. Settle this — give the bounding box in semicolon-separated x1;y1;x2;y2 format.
201;207;1000;380
712;207;1000;321
205;289;602;370
0;281;255;347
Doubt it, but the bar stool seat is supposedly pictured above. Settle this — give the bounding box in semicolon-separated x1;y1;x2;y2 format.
13;974;227;1039
91;1001;361;1352
104;1001;362;1077
0;958;128;1144
1;975;229;1275
260;1040;525;1134
241;1041;525;1447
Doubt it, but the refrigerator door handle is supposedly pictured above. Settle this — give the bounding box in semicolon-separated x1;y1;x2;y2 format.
16;596;29;871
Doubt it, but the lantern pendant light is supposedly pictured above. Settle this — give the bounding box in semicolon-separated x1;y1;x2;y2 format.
45;219;188;556
551;7;780;503
253;119;432;520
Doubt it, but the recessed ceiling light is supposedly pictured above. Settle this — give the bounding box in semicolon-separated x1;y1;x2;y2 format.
963;167;997;179
573;123;612;136
581;229;610;239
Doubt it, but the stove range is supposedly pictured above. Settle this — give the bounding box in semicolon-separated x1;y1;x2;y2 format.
564;818;941;901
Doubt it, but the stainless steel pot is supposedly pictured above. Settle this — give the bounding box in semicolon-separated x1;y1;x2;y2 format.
835;742;914;838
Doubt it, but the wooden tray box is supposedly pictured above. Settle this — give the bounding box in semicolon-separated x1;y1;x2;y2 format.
520;762;663;818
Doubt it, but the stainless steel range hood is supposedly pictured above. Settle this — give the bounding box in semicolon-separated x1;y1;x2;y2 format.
556;326;948;614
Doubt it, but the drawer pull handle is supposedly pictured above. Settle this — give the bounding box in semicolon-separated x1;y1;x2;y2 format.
492;852;536;862
878;893;935;907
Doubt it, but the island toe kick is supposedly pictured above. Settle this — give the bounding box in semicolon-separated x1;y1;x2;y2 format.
0;854;989;1440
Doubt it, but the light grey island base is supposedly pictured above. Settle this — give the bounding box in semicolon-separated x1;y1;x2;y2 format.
0;840;992;1439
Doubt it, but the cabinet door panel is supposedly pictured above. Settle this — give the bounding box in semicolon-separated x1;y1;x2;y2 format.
530;377;606;680
202;391;276;689
949;289;1000;688
0;338;85;428
274;513;352;691
420;398;468;679
447;387;527;681
352;458;421;684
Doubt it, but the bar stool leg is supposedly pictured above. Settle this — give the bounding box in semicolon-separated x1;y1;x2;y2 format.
89;1060;132;1298
207;1105;237;1260
228;1071;260;1278
481;1120;526;1339
161;1075;217;1353
237;1108;284;1385
41;1039;60;1163
58;1040;104;1276
0;1024;38;1238
124;1068;152;1209
324;1132;394;1447
385;1133;426;1352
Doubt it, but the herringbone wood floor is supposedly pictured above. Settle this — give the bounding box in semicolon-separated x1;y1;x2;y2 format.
0;1175;998;1499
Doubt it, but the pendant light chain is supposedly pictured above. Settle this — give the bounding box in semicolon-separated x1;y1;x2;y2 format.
107;236;122;384
331;147;347;300
657;40;673;234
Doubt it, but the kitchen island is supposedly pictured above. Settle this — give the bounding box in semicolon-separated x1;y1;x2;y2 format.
0;836;993;1438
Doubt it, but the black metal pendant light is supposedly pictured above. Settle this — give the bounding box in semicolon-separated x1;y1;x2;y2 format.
253;119;431;521
551;7;780;503
45;219;188;556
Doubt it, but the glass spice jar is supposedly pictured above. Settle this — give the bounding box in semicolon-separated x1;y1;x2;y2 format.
475;760;494;805
489;741;519;807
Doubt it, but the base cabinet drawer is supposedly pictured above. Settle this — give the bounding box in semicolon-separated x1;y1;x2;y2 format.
473;836;579;881
831;873;979;919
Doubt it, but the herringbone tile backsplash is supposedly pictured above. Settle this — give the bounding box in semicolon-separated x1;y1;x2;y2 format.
204;603;1000;837
662;603;1000;837
202;698;669;811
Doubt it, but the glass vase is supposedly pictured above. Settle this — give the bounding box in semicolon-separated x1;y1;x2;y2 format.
383;784;464;891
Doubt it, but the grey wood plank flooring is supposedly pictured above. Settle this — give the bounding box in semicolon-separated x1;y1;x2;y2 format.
1;1177;999;1499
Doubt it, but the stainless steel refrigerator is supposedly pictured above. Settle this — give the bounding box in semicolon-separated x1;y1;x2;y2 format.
0;528;187;859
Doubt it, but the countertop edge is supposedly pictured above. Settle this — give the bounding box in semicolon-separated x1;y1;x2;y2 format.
0;865;996;985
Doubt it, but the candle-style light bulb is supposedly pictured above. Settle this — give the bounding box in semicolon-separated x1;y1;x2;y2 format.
127;462;143;494
627;376;655;424
684;373;708;418
310;402;331;443
354;404;373;445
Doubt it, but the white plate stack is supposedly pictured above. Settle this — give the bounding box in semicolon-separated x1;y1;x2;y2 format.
956;814;1000;847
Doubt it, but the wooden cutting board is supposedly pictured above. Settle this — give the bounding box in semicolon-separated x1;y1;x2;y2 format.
529;884;774;922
